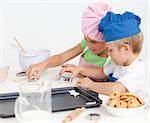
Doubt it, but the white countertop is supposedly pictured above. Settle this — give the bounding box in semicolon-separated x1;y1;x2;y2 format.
0;67;149;123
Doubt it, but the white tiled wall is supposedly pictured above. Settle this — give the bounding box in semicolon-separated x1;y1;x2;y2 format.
0;0;149;71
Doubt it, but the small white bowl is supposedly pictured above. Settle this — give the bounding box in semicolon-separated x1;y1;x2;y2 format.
104;104;146;117
19;49;50;71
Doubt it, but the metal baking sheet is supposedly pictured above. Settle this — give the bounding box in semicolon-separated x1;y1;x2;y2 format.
52;87;102;112
0;92;19;118
0;87;102;118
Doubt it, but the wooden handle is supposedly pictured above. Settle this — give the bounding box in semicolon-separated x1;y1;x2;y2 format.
13;36;26;53
62;107;85;123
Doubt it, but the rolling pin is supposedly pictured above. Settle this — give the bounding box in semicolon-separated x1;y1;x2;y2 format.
62;107;85;123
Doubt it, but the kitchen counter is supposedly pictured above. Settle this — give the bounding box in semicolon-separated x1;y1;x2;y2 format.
0;67;149;123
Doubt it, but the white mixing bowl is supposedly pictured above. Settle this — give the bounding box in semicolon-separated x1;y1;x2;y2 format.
104;104;146;117
19;49;50;71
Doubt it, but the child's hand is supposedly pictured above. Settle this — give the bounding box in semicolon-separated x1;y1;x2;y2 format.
76;77;93;89
26;62;47;80
61;64;76;68
59;66;81;77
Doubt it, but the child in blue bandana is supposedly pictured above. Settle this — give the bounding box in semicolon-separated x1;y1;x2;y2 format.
60;11;147;100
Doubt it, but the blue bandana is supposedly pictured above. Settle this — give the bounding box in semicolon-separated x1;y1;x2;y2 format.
98;11;141;42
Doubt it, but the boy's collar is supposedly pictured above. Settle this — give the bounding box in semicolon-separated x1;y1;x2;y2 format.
121;56;142;68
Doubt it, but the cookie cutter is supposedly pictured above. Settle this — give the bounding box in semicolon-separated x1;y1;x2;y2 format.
16;72;37;82
86;113;102;120
16;71;26;77
58;72;73;82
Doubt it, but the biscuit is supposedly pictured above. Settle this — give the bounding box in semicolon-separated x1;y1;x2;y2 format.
107;92;144;108
120;95;134;102
127;98;141;108
121;92;136;97
136;96;145;105
107;98;120;107
116;100;127;108
109;93;121;100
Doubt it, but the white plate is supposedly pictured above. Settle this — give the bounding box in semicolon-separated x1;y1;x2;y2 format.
104;104;146;117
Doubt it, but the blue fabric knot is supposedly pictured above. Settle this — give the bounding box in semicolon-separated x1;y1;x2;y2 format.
108;73;118;82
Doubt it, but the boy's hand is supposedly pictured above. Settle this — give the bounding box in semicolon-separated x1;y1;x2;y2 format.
26;62;47;80
76;77;93;89
59;66;82;77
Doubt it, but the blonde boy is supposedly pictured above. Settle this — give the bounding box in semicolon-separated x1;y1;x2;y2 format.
60;11;147;100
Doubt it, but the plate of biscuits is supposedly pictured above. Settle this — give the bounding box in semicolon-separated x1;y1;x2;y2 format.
105;92;146;117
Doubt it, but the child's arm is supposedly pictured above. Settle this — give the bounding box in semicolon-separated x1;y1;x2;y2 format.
77;77;128;95
45;43;83;67
79;67;107;80
27;43;82;80
60;66;107;80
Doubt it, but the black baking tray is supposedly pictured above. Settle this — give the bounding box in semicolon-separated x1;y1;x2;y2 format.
0;87;102;118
